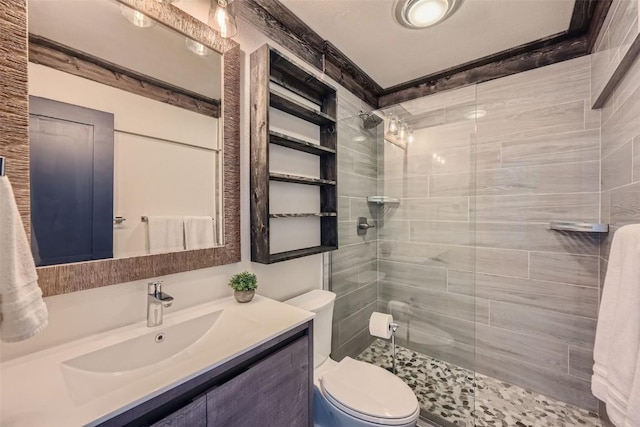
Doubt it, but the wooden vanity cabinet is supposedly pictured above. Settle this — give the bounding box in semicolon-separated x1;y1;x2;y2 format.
99;322;313;427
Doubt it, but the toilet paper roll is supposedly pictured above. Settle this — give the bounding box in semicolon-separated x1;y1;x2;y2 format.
369;312;394;339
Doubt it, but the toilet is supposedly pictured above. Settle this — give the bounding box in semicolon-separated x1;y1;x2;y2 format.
286;290;420;427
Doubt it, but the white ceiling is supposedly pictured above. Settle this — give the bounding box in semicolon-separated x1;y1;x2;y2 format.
280;0;576;89
28;0;222;99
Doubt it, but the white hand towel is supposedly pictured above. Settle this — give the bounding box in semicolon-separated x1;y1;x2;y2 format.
146;216;184;254
592;224;640;427
0;176;48;342
184;216;215;250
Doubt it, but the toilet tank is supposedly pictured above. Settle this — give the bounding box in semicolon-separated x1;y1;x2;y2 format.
285;290;336;368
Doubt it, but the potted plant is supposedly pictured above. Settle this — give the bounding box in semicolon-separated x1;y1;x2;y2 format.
229;271;258;303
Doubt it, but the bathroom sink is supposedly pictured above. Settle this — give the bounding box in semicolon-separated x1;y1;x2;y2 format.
63;310;224;374
60;308;265;403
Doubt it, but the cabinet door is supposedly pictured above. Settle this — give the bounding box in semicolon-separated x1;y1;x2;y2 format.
206;337;310;427
151;395;207;427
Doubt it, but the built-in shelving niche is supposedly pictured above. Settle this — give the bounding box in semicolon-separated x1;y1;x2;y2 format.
250;44;338;264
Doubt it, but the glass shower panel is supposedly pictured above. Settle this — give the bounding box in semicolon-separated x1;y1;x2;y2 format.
332;86;478;426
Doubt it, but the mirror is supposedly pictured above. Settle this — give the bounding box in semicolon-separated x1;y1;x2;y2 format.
27;0;224;266
1;0;240;296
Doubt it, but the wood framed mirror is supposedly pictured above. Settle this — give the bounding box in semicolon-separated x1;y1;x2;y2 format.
0;0;240;297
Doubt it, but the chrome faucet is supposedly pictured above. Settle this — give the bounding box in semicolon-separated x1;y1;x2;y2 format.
147;281;174;327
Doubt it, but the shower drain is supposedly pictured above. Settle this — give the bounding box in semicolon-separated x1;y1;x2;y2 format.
155;333;166;343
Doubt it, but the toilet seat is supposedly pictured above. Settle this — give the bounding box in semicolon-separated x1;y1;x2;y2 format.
319;357;420;426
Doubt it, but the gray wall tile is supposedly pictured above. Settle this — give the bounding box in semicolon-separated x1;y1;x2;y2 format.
476;100;586;145
475;222;600;255
473;193;600;223
339;301;377;346
379;280;489;324
569;345;595;380
384;197;469;222
474;351;597;411
501;129;600;167
379;241;475;271
449;273;599;318
331;241;377;273
475;324;569;374
490;301;597;347
475;247;530;278
333;281;377;322
601;75;640;157
530;252;600;287
378;260;448;291
602;140;633;191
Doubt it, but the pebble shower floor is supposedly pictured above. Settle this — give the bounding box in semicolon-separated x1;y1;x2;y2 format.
357;340;601;427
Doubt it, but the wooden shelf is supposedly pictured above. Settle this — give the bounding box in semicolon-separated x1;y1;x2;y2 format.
251;44;338;265
270;246;338;263
269;172;336;186
269;130;335;155
269;212;337;218
269;47;336;103
270;89;336;126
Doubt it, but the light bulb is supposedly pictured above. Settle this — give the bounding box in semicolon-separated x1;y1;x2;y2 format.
209;0;238;39
388;116;398;134
406;0;449;27
399;122;407;140
407;130;414;144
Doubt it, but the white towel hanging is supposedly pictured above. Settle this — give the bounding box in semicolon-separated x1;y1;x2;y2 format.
0;175;48;342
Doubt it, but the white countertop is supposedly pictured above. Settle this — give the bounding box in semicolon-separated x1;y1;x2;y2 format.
0;295;314;427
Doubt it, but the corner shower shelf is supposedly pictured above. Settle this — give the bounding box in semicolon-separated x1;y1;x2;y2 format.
250;44;338;264
549;221;609;233
367;196;400;204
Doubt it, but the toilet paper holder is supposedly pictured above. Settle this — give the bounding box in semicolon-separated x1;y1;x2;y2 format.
390;321;399;374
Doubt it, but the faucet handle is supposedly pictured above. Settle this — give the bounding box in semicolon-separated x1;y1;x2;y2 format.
148;281;164;295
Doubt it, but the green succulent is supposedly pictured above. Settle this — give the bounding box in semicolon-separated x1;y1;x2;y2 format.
228;271;258;291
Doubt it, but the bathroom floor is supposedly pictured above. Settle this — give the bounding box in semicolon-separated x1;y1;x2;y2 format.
357;340;601;427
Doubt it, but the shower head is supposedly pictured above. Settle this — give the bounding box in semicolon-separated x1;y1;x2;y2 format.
358;111;383;129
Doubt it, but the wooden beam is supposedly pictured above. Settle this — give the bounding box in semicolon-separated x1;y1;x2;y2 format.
569;0;599;34
29;35;221;118
235;0;380;107
379;36;588;107
586;0;614;52
238;0;609;108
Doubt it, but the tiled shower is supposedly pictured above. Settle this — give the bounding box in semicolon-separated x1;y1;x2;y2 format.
331;49;640;425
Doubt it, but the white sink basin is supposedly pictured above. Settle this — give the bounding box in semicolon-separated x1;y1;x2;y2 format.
60;308;265;403
63;311;222;374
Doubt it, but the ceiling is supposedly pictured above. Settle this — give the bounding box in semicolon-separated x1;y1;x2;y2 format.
280;0;576;89
29;0;222;99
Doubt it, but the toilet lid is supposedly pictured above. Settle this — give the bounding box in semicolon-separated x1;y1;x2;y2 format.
320;357;419;424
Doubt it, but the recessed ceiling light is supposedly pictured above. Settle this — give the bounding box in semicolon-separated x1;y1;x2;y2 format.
393;0;462;29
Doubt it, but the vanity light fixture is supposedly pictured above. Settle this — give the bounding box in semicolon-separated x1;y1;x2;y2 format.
120;4;156;28
209;0;238;39
393;0;463;29
185;38;213;56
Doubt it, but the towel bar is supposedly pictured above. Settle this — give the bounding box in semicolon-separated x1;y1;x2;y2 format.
141;216;214;222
